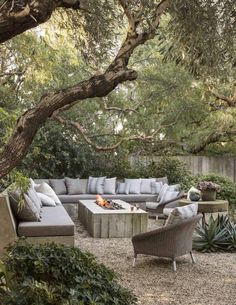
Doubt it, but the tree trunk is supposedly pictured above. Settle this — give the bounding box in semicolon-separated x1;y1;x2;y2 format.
0;69;137;178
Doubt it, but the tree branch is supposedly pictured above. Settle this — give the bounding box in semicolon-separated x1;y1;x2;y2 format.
0;0;171;177
0;0;81;43
208;86;236;108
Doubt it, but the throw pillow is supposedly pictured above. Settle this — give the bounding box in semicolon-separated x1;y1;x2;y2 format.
9;190;41;221
87;176;106;194
151;181;163;194
166;203;198;226
157;183;169;202
116;182;126;194
65;177;80;195
36;192;56;207
49;179;67;195
140;178;156;194
124;179;141;194
159;190;179;205
27;187;42;212
35;182;61;205
104;177;116;194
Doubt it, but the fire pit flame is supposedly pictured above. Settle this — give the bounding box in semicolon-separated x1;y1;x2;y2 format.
95;195;124;210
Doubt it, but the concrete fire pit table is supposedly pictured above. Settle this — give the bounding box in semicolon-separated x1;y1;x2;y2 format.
78;199;148;238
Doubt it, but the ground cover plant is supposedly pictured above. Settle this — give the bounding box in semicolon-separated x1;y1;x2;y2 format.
0;240;137;305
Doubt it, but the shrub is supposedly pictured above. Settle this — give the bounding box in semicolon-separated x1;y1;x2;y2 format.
141;157;197;191
0;240;137;305
196;173;236;207
193;214;236;252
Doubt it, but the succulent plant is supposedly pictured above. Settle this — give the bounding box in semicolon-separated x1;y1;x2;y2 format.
197;181;221;192
193;214;236;252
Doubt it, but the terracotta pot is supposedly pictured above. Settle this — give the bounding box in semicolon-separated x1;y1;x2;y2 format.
201;190;216;201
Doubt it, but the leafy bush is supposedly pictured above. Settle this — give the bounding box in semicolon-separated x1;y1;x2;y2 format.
193;215;236;252
139;157;197;191
0;240;137;305
196;173;236;207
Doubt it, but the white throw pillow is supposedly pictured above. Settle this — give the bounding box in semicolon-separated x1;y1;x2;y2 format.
87;176;106;194
159;190;179;205
35;182;61;205
36;192;56;207
187;186;200;200
151;181;163;194
157;183;168;201
166;203;198;226
140;178;156;194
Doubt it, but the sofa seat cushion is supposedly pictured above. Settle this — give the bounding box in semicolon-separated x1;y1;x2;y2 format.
58;194;158;203
18;206;74;237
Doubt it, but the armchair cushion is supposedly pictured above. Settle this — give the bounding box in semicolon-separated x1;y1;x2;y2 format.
166;203;198;226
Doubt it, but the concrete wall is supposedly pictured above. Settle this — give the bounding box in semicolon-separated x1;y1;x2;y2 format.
129;155;236;182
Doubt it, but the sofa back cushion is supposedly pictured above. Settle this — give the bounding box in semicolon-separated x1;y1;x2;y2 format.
65;177;89;195
124;179;141;194
104;177;116;194
49;179;67;195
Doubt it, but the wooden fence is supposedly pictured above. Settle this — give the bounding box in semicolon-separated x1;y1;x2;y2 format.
129;155;236;182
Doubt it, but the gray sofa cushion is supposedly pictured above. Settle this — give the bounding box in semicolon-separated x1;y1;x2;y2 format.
49;179;67;195
18;206;74;237
9;190;41;222
124;179;141;194
87;176;106;194
65;178;88;194
104;177;116;194
140;178;155;194
59;194;158;203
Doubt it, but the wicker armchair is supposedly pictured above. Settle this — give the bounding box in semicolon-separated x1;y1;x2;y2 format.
132;214;202;271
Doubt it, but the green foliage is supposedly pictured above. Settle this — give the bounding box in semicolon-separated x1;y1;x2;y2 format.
0;240;137;305
196;173;236;207
193;215;236;252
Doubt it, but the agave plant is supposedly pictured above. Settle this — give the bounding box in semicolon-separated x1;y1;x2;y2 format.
193;214;236;252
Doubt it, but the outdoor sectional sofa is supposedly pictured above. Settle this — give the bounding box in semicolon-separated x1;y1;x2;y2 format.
0;190;75;258
34;177;175;218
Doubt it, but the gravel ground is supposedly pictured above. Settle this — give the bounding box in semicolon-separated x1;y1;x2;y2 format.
75;219;236;305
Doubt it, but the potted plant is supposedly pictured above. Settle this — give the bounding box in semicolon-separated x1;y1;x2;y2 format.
197;181;220;201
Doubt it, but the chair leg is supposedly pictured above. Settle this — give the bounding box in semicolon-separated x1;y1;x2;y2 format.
172;259;177;272
190;251;196;264
133;253;137;267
